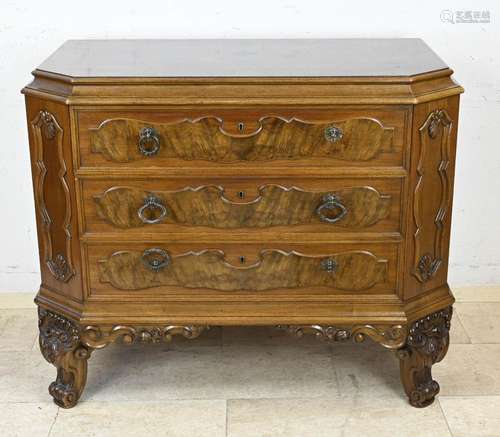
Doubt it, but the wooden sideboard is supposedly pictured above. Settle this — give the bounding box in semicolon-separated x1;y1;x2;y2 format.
23;39;463;408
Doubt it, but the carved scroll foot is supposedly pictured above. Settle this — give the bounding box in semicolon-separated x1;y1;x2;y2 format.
397;306;452;408
38;308;91;408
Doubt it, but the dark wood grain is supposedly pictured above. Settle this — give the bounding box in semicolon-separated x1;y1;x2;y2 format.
93;184;391;229
98;248;388;292
37;39;449;78
90;116;394;163
78;107;407;171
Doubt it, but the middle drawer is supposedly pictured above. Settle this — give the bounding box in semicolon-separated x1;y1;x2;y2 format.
80;177;403;236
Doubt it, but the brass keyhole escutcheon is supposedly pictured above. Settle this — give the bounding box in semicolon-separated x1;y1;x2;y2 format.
238;191;246;199
239;256;246;264
238;122;245;132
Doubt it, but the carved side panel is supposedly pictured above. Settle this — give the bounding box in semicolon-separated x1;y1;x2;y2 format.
98;249;388;292
31;110;74;282
94;185;391;229
413;109;452;283
90;116;394;163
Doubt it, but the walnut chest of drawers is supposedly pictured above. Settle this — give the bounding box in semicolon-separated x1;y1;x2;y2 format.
23;39;463;408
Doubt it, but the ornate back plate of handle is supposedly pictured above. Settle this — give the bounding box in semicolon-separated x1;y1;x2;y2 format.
90;116;394;163
98;248;388;291
94;184;391;229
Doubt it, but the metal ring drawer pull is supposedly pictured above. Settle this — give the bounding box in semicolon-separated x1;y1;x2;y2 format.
138;127;161;157
142;248;170;272
321;258;338;273
324;125;343;143
316;194;348;224
138;194;168;224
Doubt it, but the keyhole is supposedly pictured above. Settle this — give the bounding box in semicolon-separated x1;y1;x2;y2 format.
239;256;246;264
238;191;246;199
238;122;245;132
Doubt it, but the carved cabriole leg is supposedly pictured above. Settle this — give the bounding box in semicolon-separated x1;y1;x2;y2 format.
39;307;209;408
38;308;91;408
397;306;452;408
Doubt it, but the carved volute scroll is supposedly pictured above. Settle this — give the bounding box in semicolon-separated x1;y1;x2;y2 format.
98;249;388;292
38;308;90;408
279;324;406;349
31;110;74;282
38;308;208;408
413;109;452;283
94;185;391;229
90;116;394;163
81;325;207;348
397;307;452;407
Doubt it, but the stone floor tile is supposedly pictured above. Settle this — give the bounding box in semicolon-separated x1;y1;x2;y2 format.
0;293;36;310
84;342;338;401
0;351;53;403
331;346;404;398
51;400;226;437
450;312;472;344
220;345;338;399
435;344;500;396
455;303;500;343
0;402;58;437
453;286;500;302
85;345;228;401
439;396;500;437
227;397;452;437
0;309;38;351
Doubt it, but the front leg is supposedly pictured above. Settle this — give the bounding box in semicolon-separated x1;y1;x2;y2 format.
38;308;92;408
397;306;452;408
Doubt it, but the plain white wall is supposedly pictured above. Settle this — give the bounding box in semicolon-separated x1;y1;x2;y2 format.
0;0;498;292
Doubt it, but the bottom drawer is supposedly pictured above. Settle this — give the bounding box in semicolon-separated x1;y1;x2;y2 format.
86;242;400;298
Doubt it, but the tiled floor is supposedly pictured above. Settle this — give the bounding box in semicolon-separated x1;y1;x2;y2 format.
1;286;499;436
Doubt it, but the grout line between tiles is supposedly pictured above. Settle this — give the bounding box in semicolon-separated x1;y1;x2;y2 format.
225;399;229;437
47;406;59;437
452;310;472;344
437;398;454;437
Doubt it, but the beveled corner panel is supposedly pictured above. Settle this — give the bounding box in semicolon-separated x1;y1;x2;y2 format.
31;109;74;282
83;177;400;234
404;96;459;300
26;96;84;302
86;242;399;298
412;109;452;283
76;107;409;171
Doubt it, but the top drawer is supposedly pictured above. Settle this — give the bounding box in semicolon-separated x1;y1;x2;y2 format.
75;107;409;170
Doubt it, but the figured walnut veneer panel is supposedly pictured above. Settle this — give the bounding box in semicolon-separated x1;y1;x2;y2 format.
90;116;394;163
98;249;388;292
93;184;391;229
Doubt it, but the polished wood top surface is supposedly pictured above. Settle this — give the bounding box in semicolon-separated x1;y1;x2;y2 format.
37;39;448;78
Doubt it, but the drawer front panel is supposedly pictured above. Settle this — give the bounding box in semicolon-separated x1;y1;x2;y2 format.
86;242;399;297
82;178;402;235
76;107;408;169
